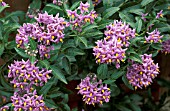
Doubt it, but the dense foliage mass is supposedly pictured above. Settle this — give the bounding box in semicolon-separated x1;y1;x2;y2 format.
0;0;170;111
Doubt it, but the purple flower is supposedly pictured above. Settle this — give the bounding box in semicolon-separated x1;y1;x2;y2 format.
0;106;9;111
38;45;54;58
67;10;78;19
76;74;111;105
141;13;148;22
104;20;136;47
93;0;102;6
0;0;7;6
11;90;50;111
93;39;126;69
126;54;159;90
16;12;69;59
162;39;170;54
8;59;52;92
78;2;90;14
156;10;163;19
145;29;163;43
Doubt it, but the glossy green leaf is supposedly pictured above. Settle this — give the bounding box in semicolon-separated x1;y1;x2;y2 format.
0;43;4;57
70;1;80;10
77;37;88;47
29;56;36;64
50;65;67;84
0;5;9;13
122;75;134;90
15;48;29;58
136;17;142;33
141;0;154;7
129;103;141;111
28;37;37;50
62;57;71;74
129;53;142;64
103;7;120;19
111;70;126;79
97;64;108;79
39;60;50;69
65;48;85;56
82;24;98;33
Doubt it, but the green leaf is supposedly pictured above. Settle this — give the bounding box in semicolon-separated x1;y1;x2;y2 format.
141;0;154;7
0;5;9;13
29;56;36;64
111;70;125;79
77;37;88;47
97;64;108;79
65;48;85;56
116;104;132;111
84;31;103;37
129;104;141;111
45;99;58;108
129;53;142;64
0;43;4;57
40;81;53;95
29;0;42;10
39;60;50;69
70;1;80;10
28;37;37;50
128;9;144;15
14;48;29;58
151;43;162;50
122;75;134;90
136;17;142;33
130;94;143;102
82;24;98;33
98;20;113;29
5;11;25;20
62;57;71;74
103;7;120;19
5;41;16;49
110;85;120;97
50;65;67;84
45;3;62;12
103;79;116;84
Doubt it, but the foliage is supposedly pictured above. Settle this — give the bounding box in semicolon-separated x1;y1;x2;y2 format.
0;0;170;111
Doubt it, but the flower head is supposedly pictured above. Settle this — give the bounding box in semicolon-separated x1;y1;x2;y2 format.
141;13;148;22
78;2;90;14
126;54;159;89
76;74;111;105
0;106;9;111
145;29;163;43
156;10;163;19
105;20;136;47
162;39;170;54
93;39;126;69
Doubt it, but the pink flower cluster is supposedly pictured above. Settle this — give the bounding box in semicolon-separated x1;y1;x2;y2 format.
76;74;111;105
93;20;136;68
126;54;159;89
67;2;97;32
145;29;163;43
8;59;51;111
16;12;69;59
162;39;170;54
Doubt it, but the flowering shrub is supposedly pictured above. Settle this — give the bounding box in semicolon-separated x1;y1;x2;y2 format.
0;0;170;111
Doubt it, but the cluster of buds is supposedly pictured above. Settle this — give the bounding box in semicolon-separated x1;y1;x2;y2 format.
16;12;69;58
93;20;135;68
162;39;170;54
144;29;163;43
76;74;111;105
11;90;49;111
67;2;97;32
53;0;67;6
24;44;38;57
126;54;159;89
8;59;51;110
